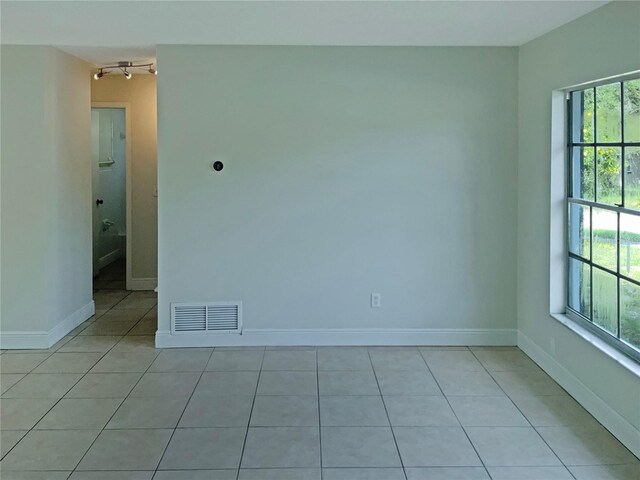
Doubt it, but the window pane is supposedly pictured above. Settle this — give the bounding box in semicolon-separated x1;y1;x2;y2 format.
620;280;640;350
569;203;590;259
568;257;591;318
596;146;622;206
625;147;640;210
596;83;622;143
567;79;640;358
623;79;640;143
571;146;594;200
592;207;617;271
592;267;618;335
620;213;640;282
571;88;594;143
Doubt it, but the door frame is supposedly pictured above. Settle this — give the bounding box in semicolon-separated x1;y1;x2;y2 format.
91;102;133;290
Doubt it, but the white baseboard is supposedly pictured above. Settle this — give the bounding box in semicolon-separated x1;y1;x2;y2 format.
156;327;517;348
128;277;158;291
0;301;95;349
98;248;122;269
518;330;640;459
0;331;50;350
47;301;95;346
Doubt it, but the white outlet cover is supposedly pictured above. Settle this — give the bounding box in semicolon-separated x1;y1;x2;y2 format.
371;293;381;308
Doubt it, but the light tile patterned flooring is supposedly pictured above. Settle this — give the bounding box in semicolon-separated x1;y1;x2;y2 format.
1;289;639;479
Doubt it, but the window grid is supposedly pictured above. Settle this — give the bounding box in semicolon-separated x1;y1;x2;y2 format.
567;77;640;363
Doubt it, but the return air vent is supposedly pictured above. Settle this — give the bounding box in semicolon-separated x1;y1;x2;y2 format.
171;302;242;334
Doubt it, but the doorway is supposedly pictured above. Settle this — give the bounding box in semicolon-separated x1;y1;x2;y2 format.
91;104;132;290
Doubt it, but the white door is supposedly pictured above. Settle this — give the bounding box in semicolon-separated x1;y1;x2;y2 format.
91;108;127;277
91;110;101;276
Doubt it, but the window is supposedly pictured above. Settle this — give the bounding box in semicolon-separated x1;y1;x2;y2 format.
567;77;640;361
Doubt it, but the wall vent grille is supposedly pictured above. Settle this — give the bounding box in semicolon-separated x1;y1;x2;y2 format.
171;302;242;334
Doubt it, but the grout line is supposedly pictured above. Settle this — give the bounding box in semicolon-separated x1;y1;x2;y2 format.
1;274;158;465
467;348;575;480
418;348;492;480
38;284;157;474
87;289;134;325
90;301;154;338
153;346;217;477
3;295;626;479
68;300;160;474
74;290;136;336
316;348;323;479
109;289;134;310
367;348;408;480
234;345;267;480
0;346;116;461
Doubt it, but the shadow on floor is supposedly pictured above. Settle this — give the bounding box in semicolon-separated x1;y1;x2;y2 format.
93;258;126;291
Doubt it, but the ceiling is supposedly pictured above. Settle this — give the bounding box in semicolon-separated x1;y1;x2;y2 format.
1;0;608;66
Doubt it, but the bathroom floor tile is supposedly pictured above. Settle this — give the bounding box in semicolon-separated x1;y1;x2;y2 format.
394;427;482;467
77;429;172;470
159;427;246;470
241;427;321;468
1;429;99;470
465;427;561;467
321;426;401;467
251;395;319;426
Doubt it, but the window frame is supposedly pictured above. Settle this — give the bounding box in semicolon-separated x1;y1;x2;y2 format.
565;75;640;363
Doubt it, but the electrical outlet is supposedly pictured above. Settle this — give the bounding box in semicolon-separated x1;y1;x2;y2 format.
371;293;381;308
550;336;556;356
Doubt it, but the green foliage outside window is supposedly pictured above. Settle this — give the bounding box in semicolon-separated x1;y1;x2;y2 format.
569;79;640;355
578;81;640;207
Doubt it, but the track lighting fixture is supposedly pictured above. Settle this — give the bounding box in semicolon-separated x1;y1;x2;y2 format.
92;61;157;80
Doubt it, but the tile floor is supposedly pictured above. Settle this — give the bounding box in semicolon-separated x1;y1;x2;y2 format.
1;289;639;479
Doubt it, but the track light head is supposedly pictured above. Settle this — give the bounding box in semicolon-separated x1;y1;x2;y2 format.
95;62;154;79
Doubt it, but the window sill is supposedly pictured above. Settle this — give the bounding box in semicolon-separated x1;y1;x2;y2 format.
550;313;640;378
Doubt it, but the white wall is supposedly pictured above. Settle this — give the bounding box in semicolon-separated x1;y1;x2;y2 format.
157;46;518;346
517;1;640;456
1;46;49;338
92;76;158;287
0;46;93;347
